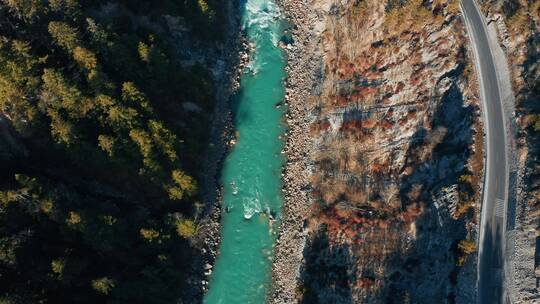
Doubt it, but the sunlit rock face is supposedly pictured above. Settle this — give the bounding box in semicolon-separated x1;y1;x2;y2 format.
301;0;482;302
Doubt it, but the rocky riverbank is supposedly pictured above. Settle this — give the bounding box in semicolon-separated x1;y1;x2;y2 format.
194;35;250;296
270;0;323;302
179;1;253;301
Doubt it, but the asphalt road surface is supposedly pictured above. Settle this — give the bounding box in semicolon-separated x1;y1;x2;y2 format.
460;0;509;303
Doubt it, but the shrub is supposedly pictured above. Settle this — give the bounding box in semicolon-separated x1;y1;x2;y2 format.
524;114;540;132
66;211;82;226
456;239;476;265
458;239;476;254
197;0;214;19
294;284;306;299
91;277;115;295
51;259;65;275
175;218;197;239
506;7;530;35
168;170;197;201
455;201;474;218
140;228;160;241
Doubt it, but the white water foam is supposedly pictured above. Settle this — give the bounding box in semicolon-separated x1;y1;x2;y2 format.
243;196;261;219
242;184;269;220
243;0;281;32
243;0;283;75
230;181;239;195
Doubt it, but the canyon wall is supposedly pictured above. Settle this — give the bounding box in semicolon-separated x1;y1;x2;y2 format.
273;0;484;303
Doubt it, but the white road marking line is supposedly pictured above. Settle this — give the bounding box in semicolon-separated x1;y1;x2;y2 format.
494;198;505;218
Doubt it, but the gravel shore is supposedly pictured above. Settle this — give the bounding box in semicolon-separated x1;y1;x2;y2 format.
270;0;324;302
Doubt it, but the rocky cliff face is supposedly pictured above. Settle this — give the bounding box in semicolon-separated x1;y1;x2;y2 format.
276;0;484;303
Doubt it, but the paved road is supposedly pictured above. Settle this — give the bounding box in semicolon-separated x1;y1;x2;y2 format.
460;0;509;303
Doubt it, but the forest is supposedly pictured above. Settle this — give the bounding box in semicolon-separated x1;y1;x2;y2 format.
0;0;223;303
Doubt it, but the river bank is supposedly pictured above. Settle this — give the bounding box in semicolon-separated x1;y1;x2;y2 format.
181;0;253;301
195;30;250;297
270;0;322;302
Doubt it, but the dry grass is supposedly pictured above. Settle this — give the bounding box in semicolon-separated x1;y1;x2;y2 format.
384;0;439;33
506;7;531;37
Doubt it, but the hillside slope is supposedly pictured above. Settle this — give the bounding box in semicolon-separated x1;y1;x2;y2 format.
0;1;230;303
273;0;484;302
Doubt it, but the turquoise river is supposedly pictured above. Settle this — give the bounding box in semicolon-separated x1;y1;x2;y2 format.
203;0;287;303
